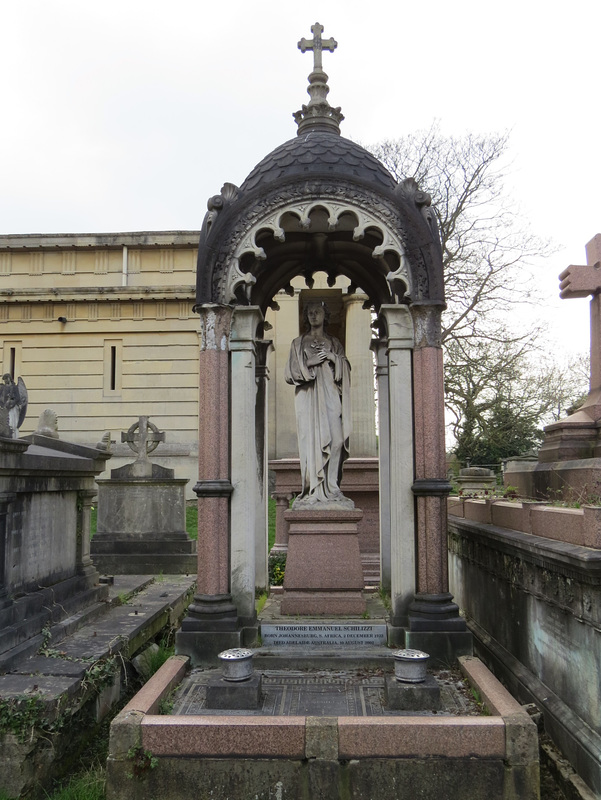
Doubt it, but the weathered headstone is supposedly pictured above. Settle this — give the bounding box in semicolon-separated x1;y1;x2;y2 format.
92;415;195;574
1;411;110;660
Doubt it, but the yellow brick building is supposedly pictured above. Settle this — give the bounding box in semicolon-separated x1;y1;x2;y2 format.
0;232;200;493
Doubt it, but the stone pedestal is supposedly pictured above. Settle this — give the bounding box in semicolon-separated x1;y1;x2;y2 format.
384;674;441;711
280;509;365;616
270;459;379;584
92;471;195;574
205;673;263;710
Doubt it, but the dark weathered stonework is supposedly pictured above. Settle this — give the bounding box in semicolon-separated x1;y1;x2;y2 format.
449;516;601;796
195;132;444;313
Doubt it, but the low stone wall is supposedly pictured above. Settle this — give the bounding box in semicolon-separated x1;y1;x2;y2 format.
106;655;539;800
448;511;601;797
448;496;601;548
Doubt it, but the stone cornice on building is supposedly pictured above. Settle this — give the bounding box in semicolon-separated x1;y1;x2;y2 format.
0;231;201;251
0;286;195;303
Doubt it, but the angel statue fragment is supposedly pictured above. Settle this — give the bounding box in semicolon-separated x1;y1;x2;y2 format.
0;374;28;438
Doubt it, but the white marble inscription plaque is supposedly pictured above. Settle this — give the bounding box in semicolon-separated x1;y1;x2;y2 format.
261;623;387;647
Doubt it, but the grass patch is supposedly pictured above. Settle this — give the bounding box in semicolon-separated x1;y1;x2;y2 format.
138;636;175;681
43;767;105;800
255;592;268;615
185;505;198;540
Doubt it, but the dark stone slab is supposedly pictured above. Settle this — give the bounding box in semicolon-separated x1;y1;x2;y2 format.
384;674;441;711
11;656;88;678
175;630;244;668
0;673;81;701
171;668;479;718
91;553;197;575
205;673;262;710
404;631;473;666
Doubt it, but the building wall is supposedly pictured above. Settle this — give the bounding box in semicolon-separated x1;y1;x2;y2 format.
0;232;200;495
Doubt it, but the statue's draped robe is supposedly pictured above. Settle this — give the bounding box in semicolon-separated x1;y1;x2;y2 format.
285;334;351;505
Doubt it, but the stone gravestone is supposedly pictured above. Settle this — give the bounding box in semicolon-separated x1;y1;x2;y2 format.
92;415;196;574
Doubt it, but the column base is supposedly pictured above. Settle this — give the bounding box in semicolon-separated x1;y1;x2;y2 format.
181;593;239;632
408;592;468;631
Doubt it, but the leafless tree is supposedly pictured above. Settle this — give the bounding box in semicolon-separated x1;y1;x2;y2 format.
367;125;585;460
368;123;552;345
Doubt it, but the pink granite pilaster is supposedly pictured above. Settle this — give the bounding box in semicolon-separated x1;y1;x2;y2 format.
412;342;448;595
196;306;233;596
178;305;240;642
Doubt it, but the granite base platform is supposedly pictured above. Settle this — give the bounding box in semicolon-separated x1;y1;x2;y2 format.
281;508;366;616
106;655;540;800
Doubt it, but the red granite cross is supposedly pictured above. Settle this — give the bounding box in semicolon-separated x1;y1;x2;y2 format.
559;234;601;408
298;23;337;72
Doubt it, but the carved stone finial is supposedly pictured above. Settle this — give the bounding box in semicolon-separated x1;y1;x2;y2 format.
294;22;344;135
36;409;59;439
96;431;113;452
298;22;337;72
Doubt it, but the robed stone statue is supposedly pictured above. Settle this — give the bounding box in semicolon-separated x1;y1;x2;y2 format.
285;301;353;509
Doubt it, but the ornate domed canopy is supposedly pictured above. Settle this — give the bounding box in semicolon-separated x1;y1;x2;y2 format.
241;132;397;197
195;23;444;316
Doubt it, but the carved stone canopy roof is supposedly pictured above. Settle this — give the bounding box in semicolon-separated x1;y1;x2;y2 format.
241;130;397;197
195;23;444;316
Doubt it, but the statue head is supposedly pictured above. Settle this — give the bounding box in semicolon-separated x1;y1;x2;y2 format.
302;300;331;331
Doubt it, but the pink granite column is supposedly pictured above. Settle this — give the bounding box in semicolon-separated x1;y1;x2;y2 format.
412;343;448;595
409;305;465;633
180;305;238;631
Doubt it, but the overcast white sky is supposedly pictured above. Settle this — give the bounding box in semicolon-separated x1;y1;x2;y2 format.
1;1;599;356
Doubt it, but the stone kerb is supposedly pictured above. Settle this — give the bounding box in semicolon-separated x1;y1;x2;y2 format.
448;497;601;548
106;655;539;800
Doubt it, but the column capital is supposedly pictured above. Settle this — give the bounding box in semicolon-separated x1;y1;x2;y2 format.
197;304;235;351
342;292;369;309
409;304;443;349
379;305;414;350
230;306;264;349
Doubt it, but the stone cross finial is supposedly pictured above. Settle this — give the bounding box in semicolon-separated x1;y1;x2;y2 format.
298;22;337;72
294;23;343;135
121;416;165;463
